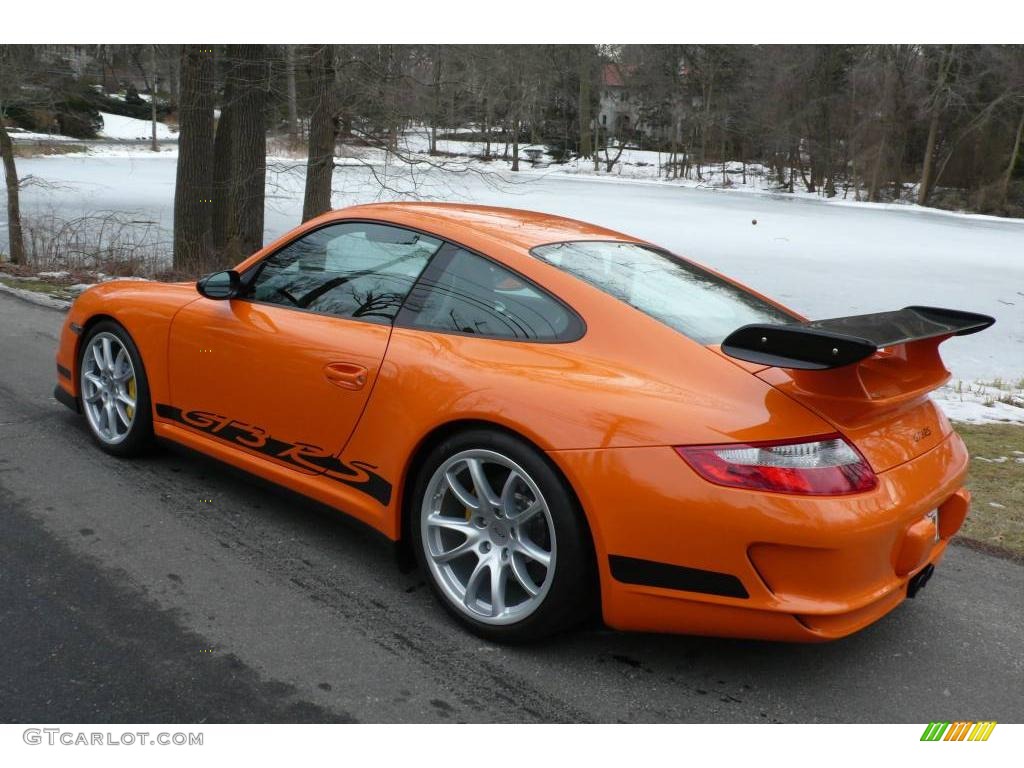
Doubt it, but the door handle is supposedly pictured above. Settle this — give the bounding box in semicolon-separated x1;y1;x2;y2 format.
324;362;368;391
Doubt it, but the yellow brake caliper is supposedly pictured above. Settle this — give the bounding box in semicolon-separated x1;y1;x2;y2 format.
126;377;136;421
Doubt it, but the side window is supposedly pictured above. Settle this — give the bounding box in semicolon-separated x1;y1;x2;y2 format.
245;222;442;323
401;248;582;341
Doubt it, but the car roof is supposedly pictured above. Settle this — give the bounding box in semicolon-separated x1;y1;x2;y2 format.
328;202;642;252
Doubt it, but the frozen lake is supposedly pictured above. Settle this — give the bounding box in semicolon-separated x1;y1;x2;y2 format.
4;152;1023;384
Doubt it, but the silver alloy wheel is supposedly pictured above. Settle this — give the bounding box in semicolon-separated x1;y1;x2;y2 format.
81;332;138;446
421;449;557;625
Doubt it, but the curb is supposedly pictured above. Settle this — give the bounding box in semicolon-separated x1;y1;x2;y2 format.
0;282;72;311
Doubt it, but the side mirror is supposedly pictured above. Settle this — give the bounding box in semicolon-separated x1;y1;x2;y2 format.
196;270;240;300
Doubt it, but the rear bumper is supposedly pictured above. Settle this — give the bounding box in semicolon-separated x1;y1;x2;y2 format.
550;432;970;641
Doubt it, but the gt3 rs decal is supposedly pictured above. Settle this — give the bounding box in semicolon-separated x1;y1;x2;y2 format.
155;404;392;505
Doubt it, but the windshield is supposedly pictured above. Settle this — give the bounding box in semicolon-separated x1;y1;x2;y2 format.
531;241;796;345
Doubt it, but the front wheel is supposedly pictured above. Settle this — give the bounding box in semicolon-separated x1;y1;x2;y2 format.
78;321;154;456
411;429;595;642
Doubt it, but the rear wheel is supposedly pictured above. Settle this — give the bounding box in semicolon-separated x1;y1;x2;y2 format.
411;429;594;642
78;321;153;456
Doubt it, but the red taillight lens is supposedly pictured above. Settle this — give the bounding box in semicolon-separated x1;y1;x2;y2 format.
675;434;877;495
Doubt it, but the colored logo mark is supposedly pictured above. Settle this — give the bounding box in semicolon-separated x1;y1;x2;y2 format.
921;721;997;741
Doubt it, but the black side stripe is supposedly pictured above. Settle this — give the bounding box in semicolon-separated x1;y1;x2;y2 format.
57;364;71;379
609;555;749;599
155;403;392;506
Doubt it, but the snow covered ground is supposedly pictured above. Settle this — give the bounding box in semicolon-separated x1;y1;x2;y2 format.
2;142;1023;424
97;112;177;141
6;112;176;143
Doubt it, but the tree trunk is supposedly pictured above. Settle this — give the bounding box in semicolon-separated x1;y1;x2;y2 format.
482;97;491;159
172;45;216;273
302;45;337;223
511;118;519;172
721;136;727;185
150;45;159;152
917;48;954;206
211;76;235;254
823;117;835;197
429;47;441;156
1000;106;1024;208
0;120;26;265
869;133;887;202
605;141;626;173
169;50;180;111
892;131;905;199
286;44;299;140
225;44;268;262
918;110;941;205
578;47;592;159
800;162;814;193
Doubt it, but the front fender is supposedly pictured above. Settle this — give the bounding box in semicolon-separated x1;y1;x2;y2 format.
55;281;199;407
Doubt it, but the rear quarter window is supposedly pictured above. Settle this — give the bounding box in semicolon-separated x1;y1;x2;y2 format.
531;240;795;344
399;247;583;342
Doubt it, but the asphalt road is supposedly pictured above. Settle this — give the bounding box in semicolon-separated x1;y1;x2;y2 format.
0;291;1021;724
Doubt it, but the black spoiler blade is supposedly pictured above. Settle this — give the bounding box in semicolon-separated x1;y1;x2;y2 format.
721;306;995;371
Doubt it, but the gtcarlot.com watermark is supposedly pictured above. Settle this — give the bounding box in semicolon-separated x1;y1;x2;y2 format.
23;728;203;747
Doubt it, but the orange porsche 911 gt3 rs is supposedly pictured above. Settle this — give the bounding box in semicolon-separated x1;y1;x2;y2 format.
54;203;994;642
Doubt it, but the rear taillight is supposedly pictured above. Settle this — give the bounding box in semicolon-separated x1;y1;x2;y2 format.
675;434;877;495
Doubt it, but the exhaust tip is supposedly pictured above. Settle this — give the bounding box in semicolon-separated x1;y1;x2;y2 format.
907;563;935;599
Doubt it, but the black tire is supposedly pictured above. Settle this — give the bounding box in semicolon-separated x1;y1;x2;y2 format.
410;428;596;643
77;320;154;457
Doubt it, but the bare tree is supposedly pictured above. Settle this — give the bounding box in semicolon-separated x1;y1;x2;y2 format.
172;45;216;272
917;46;956;205
302;45;337;222
0;46;36;264
225;44;268;259
0;119;25;264
1001;105;1024;207
211;61;236;254
578;46;593;159
149;44;160;152
285;44;299;140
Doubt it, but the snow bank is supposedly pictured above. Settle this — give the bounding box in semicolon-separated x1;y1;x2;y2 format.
98;112;176;141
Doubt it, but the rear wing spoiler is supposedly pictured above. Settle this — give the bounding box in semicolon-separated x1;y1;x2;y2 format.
721;306;995;371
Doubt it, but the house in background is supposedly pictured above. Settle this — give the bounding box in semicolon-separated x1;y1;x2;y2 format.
597;59;701;149
597;63;643;143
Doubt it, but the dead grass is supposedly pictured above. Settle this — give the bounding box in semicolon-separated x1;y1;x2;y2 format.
956;423;1024;557
13;142;87;158
0;276;63;293
20;209;170;275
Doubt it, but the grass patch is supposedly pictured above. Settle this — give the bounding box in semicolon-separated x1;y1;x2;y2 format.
0;276;67;294
13;142;87;158
0;275;79;302
956;423;1024;556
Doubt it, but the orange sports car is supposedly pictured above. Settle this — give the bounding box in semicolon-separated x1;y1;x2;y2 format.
54;203;994;642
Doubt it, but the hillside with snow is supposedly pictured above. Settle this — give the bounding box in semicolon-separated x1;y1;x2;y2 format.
97;112;177;141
